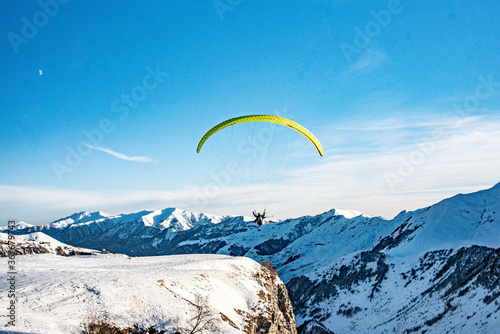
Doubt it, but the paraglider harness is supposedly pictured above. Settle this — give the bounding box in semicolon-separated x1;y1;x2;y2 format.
253;210;266;226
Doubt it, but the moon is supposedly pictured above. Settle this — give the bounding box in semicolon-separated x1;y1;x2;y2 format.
39;70;43;75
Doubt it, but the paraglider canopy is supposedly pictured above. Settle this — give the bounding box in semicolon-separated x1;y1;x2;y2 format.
196;114;324;156
196;114;324;220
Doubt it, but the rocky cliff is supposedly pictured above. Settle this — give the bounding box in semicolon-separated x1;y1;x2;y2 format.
240;262;297;334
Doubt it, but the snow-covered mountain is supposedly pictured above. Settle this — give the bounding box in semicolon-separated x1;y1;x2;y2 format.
11;182;500;333
16;207;225;255
0;220;34;231
0;231;98;256
0;253;297;334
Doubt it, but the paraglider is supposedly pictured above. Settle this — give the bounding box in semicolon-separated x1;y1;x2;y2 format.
196;114;323;225
253;210;266;226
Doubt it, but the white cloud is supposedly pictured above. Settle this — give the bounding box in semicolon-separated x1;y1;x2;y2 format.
329;116;479;132
85;145;158;163
289;114;500;217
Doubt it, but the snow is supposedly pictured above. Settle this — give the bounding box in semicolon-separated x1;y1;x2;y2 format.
271;214;396;281
0;231;66;247
0;231;99;256
0;253;270;334
294;249;500;334
3;182;500;333
387;183;500;257
49;211;114;228
0;221;34;231
332;208;371;219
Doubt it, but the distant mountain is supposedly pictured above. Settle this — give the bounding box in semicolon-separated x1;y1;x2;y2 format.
0;231;97;256
0;220;34;231
14;182;500;333
48;210;114;227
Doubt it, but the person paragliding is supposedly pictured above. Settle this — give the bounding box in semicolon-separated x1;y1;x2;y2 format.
196;114;324;226
253;210;266;226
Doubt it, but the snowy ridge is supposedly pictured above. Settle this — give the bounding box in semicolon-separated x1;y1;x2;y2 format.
25;207;223;236
0;221;34;231
140;207;222;230
0;231;98;256
0;231;67;246
49;210;115;228
384;183;500;256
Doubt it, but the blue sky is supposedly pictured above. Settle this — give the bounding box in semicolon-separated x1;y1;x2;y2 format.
1;0;500;225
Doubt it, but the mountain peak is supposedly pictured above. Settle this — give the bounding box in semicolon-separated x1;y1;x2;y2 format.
136;207;221;231
50;210;113;228
319;208;368;220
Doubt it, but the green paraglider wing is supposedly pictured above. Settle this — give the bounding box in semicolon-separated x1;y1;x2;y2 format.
196;115;324;156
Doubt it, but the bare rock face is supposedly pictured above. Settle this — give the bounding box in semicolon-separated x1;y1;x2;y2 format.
240;264;298;334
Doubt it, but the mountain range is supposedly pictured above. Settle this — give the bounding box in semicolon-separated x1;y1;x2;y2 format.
6;182;500;333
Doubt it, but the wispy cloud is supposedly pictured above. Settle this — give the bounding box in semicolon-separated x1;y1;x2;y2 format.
85;145;158;163
347;48;387;74
328;116;479;132
297;113;500;214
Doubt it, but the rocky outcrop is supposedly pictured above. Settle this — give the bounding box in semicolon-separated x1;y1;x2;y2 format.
422;246;500;297
240;263;298;334
287;251;389;320
297;320;335;334
287;246;500;334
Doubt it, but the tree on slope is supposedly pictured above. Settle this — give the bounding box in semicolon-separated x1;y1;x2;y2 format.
187;294;218;334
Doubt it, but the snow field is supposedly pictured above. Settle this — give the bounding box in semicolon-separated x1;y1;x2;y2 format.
0;253;271;334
